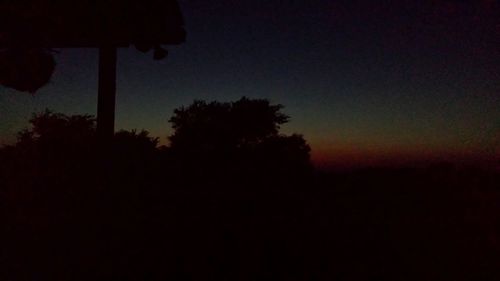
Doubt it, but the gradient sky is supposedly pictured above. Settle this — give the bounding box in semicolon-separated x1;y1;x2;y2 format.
1;0;499;168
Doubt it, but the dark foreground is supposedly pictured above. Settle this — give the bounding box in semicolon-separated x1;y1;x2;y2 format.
1;156;499;280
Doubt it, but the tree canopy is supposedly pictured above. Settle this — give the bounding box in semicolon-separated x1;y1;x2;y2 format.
15;110;96;149
169;97;289;150
168;97;311;171
13;110;157;156
0;0;185;93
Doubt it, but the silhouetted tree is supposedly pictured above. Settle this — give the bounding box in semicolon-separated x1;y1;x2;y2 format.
12;110;158;153
0;0;185;93
2;110;159;183
17;109;96;144
114;129;159;153
168;97;311;175
112;129;160;181
8;110;97;174
169;97;289;149
256;134;312;172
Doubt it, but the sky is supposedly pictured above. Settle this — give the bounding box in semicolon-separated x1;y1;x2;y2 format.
1;0;499;169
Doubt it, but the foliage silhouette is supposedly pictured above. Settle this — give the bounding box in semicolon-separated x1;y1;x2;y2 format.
3;110;160;188
17;109;96;144
169;97;289;145
114;129;159;154
0;48;56;93
0;0;185;92
168;97;311;176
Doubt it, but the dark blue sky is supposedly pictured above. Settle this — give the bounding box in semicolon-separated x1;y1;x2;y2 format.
1;0;499;168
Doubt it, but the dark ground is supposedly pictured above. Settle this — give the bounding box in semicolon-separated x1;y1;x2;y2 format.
1;152;499;280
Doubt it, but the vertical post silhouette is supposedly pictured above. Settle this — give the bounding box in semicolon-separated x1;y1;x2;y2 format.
97;47;118;146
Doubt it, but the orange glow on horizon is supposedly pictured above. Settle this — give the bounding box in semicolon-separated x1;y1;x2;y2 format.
310;141;498;170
